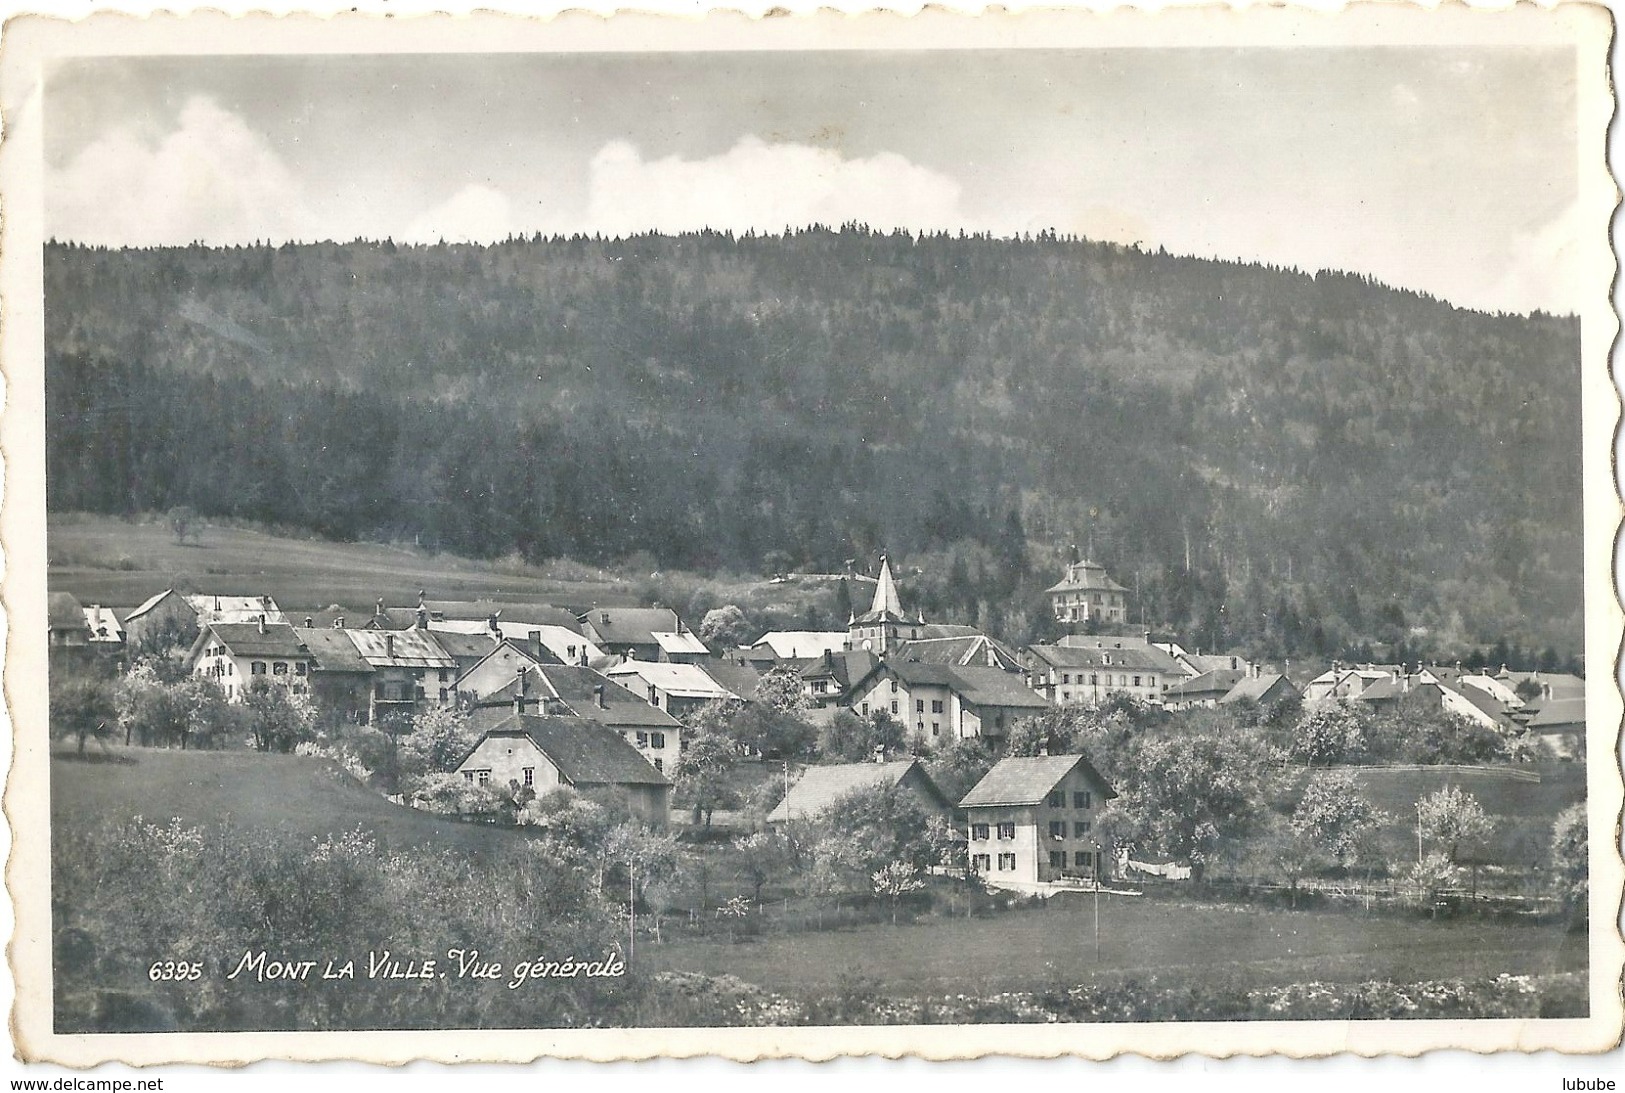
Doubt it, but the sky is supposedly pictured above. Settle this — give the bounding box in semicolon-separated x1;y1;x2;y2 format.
44;47;1580;315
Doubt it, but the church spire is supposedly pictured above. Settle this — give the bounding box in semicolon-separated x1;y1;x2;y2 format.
871;554;902;618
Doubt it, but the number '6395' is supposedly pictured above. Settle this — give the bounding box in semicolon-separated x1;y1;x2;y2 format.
148;960;203;982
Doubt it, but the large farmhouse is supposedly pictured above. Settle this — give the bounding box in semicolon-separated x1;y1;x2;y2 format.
765;759;951;826
454;713;672;826
960;754;1117;890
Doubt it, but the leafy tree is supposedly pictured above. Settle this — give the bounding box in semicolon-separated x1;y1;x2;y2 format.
755;666;810;713
1404;851;1463;915
1416;785;1496;864
1548;803;1588;917
671;731;740;827
731;830;788;908
242;679;320;753
817;783;940;877
51;676;117;756
166;504;199;545
699;604;753;648
926;736;998;804
1291;769;1385;868
1288;702;1368;766
411;770;506;816
871;861;926;925
398;707;478;782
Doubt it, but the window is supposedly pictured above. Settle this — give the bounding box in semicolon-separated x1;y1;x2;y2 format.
890;700;898;715
997;853;1016;871
1046;790;1066;808
1073;791;1092;809
1074;851;1092;868
931;723;940;736
813;680;828;694
636;731;649;747
916;699;925;713
273;661;288;676
462;771;474;783
1049;821;1066;840
295;662;308;676
1062;673;1071;685
970;823;989;841
1148;676;1157;689
1133;675;1142;688
1048;850;1065;868
251;661;267;676
997;822;1015;840
916;722;925;734
439;688;448;703
476;770;491;785
931;700;944;714
650;732;666;749
522;767;534;786
861;702;869;716
972;854;991;872
889;680;898;694
440;669;450;683
1089;673;1098;686
1074;821;1091;837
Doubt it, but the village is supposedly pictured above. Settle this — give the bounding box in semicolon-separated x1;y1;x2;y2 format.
48;547;1588;901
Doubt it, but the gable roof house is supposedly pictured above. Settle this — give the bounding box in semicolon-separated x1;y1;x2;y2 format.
653;625;712;664
1161;669;1247;710
798;649;879;706
455;640;560;706
187;593;286;627
453;713;672;826
431;618;602;667
521;664;685;773
120;589;201;652
188;619;314;702
604;660;741;720
82;604;126;648
1219;671;1300;709
1026;641;1183;707
292;626;375;727
894;633;1024;672
960;754;1118;890
766;759;952;826
845;658;1048;746
48;592;89;650
343;628;461;723
1516;696;1586;759
579;607;683;660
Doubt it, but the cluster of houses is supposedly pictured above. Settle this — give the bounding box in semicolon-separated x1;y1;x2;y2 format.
49;551;1586;845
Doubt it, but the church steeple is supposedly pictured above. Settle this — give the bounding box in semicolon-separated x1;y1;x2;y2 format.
870;554;902;618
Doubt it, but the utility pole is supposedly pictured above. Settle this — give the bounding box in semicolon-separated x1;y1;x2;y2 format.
628;859;636;963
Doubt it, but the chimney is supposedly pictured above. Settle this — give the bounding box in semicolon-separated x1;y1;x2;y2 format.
594;683;606;709
417;589;427;608
305;617;314;628
385;633;395;659
257;615;267;635
488;613;500;636
579;646;589;667
376;597;385;618
416;606;428;630
647;683;658;707
334;615;345;629
529;630;543;661
261;595;272;609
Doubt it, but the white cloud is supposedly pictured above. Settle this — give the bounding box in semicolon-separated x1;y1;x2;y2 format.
584;137;964;236
49;97;311;246
1481;199;1585;316
402;184;516;245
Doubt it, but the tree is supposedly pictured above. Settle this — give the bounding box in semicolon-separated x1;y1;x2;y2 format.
699;605;753;649
871;861;926;925
926;737;998;804
1405;851;1462;916
1416;784;1496;864
242;680;320;753
1288;702;1367;766
1291;769;1385;868
1548;803;1587;918
50;676;117;756
755;666;809;714
817;783;940;877
731;830;787;908
671;731;740;826
398;707;477;783
412;770;506;817
166;504;199;545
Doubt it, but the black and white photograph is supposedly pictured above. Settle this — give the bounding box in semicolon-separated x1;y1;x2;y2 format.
1;1;1620;1069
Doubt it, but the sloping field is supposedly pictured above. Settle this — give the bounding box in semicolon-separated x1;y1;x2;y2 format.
51;746;533;859
47;513;637;613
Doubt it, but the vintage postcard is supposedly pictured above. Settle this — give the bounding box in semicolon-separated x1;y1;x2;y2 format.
2;0;1621;1068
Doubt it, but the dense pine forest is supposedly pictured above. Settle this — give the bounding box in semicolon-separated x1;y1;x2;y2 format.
43;228;1583;664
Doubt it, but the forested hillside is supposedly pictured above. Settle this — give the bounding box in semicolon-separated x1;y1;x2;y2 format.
43;229;1583;663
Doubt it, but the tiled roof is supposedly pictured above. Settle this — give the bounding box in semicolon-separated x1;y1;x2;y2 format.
473;713;669;786
949;665;1049;709
292;627;374;674
1029;642;1181;674
84;605;125;642
430;630;508;662
606;661;739;700
537;666;683;729
124;589;179;622
699;661;763;700
1166;669;1246;698
1045;560;1128;595
766;760;945;824
654;630;710;655
187;594;285;625
1524;697;1585;731
582;607;680;645
960;754;1117;808
896;634;1022;669
432;620;600;664
1220;673;1297;704
752;632;849;659
344;628;458;669
209;622;311;659
424;600;583;633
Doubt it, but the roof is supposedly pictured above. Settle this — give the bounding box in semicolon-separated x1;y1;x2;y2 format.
917;623;982;640
1524;697;1585;732
1045;559;1129;595
431;621;598;664
896;634;1021;669
1165;669;1246;699
766;760;946;823
208;622;311;659
124;588;181;623
84;605;125;642
291;627;374;674
1029;642;1182;674
868;556;904;617
605;661;739;700
49;592;85;630
423;600;583;633
799;650;878;689
699;661;763;700
429;630;507;662
1178;653;1251;675
654;630;710;655
949;665;1050;709
1220;673;1297;704
537;665;683;729
959;754;1118;808
581;607;680;645
344;628;458;669
752;631;849;660
468;714;670;787
187;594;285;625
